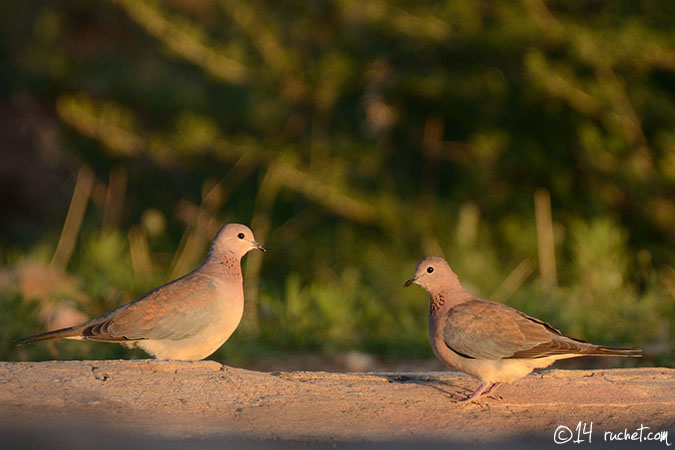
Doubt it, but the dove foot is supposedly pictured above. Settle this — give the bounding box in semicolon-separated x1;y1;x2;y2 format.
484;382;503;400
459;381;491;404
458;381;502;406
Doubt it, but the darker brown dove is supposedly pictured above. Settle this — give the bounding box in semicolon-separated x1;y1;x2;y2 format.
405;257;641;403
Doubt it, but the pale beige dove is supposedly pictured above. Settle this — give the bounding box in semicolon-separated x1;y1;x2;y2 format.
17;223;264;360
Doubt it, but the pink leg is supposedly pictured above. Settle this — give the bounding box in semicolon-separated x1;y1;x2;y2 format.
484;382;502;399
460;382;492;403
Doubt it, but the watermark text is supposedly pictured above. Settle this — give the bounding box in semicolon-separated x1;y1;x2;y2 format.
554;422;671;446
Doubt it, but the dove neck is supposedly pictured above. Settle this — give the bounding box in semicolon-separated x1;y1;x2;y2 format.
428;285;472;317
202;249;243;279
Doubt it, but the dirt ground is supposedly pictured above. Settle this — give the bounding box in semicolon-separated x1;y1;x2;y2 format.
0;360;673;449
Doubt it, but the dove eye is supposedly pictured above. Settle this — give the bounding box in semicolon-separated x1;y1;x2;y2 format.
237;233;245;239
427;267;434;273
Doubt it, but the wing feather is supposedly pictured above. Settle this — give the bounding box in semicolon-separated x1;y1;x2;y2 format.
80;273;220;342
443;299;591;360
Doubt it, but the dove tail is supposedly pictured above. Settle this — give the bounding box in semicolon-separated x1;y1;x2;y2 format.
590;346;643;357
14;327;82;345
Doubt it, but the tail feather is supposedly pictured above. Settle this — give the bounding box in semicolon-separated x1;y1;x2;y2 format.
15;327;82;345
510;339;643;359
591;346;642;357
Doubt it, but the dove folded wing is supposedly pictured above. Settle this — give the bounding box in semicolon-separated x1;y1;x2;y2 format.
443;299;591;360
80;274;220;342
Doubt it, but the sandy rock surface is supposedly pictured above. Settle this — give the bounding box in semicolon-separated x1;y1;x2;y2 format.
0;361;673;448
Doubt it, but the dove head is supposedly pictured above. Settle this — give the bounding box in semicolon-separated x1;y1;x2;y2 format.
404;257;460;295
209;223;265;260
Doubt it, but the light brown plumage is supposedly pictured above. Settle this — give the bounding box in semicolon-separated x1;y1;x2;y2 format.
405;256;641;403
17;223;265;360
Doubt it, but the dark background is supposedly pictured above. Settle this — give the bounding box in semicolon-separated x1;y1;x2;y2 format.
1;0;673;367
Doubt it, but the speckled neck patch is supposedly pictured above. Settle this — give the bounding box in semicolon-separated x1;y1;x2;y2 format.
430;293;446;315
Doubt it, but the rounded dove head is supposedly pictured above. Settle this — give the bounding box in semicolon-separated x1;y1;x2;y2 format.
210;223;265;258
404;256;457;293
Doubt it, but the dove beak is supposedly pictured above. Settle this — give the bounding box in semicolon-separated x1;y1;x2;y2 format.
251;240;266;252
404;274;420;287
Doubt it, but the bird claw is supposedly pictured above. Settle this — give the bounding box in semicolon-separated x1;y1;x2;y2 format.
458;396;488;408
458;393;486;407
455;381;501;406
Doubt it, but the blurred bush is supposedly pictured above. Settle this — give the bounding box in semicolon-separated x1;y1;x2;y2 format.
0;0;673;367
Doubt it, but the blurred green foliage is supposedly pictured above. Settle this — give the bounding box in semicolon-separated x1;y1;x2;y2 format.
0;0;673;367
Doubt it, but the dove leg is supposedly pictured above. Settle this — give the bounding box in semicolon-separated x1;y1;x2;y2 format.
484;382;502;400
460;381;493;403
484;382;500;395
